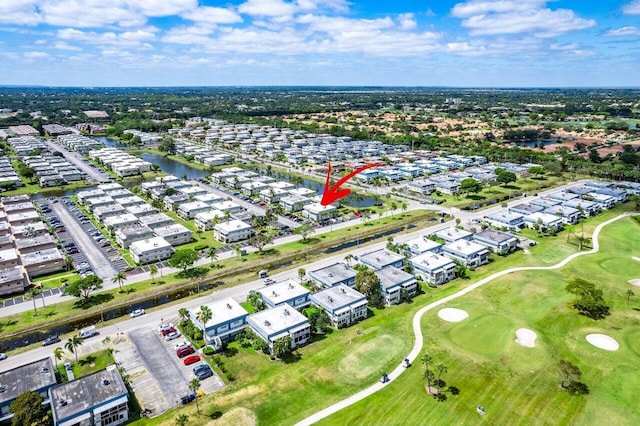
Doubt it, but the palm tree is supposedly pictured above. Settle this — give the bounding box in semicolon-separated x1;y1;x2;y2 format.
30;286;41;316
64;255;74;271
53;347;64;368
234;246;242;260
627;289;635;308
189;378;201;414
421;353;433;391
207;247;218;267
436;363;448;390
401;202;408;215
390;201;398;217
361;210;372;224
344;254;354;266
112;271;126;292
149;264;158;284
65;336;84;362
178;307;189;324
196;305;212;341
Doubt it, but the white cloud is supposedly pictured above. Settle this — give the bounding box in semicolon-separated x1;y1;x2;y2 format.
181;6;242;25
451;0;546;17
57;27;158;48
238;0;296;17
398;13;417;30
23;51;49;59
622;0;640;15
605;26;640;36
162;25;214;45
296;0;349;12
53;41;82;50
0;0;41;25
451;1;596;37
550;42;578;50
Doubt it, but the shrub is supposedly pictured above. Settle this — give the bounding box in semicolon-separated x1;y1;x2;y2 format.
202;346;215;356
193;330;202;341
194;244;208;251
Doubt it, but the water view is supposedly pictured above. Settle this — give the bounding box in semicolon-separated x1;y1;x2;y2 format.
140;152;210;180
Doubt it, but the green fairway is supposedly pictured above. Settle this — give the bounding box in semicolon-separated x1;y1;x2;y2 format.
319;216;640;426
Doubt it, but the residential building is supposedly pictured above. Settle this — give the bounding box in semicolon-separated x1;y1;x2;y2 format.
125;204;158;218
0;265;29;295
547;191;579;203
434;227;473;243
129;237;174;264
404;236;442;256
257;279;310;310
0;358;57;423
485;211;525;231
587;193;616;210
308;263;357;288
280;195;311;212
189;298;249;345
544;205;581;225
93;205;126;222
0;248;18;269
406;179;435;195
213;220;253;243
104;214;139;235
49;366;129;426
194;209;225;231
210;201;243;214
374;266;418;305
138;212;174;230
20;248;65;277
309;285;368;328
443;240;490;268
6;211;40;227
176;201;211;220
115;226;155;249
247;304;311;353
301;203;338;222
562;199;600;216
410;252;457;285
509;203;544;216
358;249;404;270
153;224;193;246
473;229;518;254
524;212;564;232
15;234;57;254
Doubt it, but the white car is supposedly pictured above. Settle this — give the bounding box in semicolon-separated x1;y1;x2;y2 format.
129;308;145;318
165;331;181;341
0;353;7;360
174;341;190;351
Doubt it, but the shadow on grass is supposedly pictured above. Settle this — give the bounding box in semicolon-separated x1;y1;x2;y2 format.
466;194;487;201
221;347;238;358
503;184;521;190
43;310;57;319
208;410;223;420
177;267;208;280
74;293;114;310
282;351;302;364
302;237;321;245
0;319;18;332
79;354;96;366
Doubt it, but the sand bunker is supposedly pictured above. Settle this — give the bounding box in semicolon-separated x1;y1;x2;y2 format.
632;257;640;262
438;308;469;322
515;328;537;348
629;279;640;288
586;334;619;351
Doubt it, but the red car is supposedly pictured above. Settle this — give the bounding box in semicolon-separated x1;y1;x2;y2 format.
183;354;201;365
176;346;195;358
161;327;177;336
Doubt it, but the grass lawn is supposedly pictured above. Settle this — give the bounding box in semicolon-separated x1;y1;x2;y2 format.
55;349;113;383
319;216;640;425
0;180;92;197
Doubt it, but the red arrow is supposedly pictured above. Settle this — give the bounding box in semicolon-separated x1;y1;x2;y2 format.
320;162;386;206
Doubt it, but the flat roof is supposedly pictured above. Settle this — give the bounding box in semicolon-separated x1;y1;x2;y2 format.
486;211;524;222
473;229;516;244
444;240;489;256
214;219;252;233
193;297;248;327
129;236;172;252
248;303;309;337
0;265;24;283
310;284;366;310
435;227;473;241
510;203;543;214
410;252;455;270
15;234;56;249
304;203;337;214
359;249;404;266
0;358;56;405
258;279;309;305
374;266;416;290
50;366;127;423
0;248;18;261
405;236;442;253
195;210;224;221
115;225;154;238
309;262;356;285
20;248;63;264
153;223;191;236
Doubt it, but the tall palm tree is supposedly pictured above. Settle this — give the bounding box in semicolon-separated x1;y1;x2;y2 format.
207;247;218;267
196;305;212;341
627;289;635;308
65;336;84;362
53;347;64;368
112;271;126;292
149;264;158;284
421;353;433;391
64;255;74;271
30;286;41;316
344;254;354;266
189;378;201;414
178;307;189;324
234;246;242;260
436;363;448;390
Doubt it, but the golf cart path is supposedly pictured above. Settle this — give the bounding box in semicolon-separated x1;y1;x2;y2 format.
295;212;634;426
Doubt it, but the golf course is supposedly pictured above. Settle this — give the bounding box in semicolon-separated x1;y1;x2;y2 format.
319;215;640;425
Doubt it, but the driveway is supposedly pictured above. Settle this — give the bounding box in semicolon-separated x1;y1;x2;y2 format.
42;139;112;183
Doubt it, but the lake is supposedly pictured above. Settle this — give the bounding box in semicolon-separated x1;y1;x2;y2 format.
516;140;558;148
140;153;209;180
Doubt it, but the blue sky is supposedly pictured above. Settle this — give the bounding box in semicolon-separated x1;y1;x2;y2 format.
0;0;639;87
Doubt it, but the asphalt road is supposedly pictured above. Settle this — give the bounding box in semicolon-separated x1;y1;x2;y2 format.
42;139;112;183
51;202;117;279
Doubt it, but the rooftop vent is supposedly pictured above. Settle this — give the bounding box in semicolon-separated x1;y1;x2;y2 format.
102;378;110;386
58;398;67;406
226;303;232;309
340;287;346;293
0;386;5;393
327;296;333;303
264;320;271;326
40;366;49;373
284;308;290;315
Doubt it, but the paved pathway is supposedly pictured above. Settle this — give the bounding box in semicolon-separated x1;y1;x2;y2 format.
295;212;634;426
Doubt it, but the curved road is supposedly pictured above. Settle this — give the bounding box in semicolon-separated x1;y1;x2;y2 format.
296;212;635;426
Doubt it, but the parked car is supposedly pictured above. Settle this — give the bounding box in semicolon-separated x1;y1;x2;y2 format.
176;346;195;358
64;361;72;371
159;323;174;334
165;331;181;341
161;326;177;337
183;354;201;365
0;353;7;360
174;341;190;351
129;309;145;318
42;335;61;346
263;278;276;285
193;364;213;380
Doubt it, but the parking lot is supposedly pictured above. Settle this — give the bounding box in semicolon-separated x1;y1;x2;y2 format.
116;325;224;416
